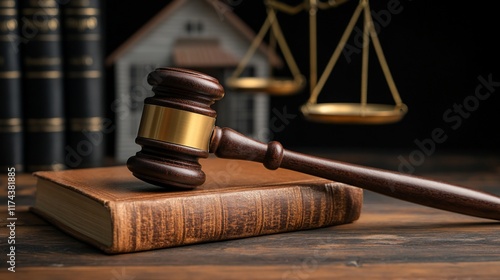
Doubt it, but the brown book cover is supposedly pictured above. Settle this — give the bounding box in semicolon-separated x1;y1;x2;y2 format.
31;157;362;254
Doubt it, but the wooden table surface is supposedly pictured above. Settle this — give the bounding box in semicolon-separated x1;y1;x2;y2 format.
1;151;500;279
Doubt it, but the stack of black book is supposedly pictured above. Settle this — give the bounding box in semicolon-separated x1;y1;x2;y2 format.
0;0;105;172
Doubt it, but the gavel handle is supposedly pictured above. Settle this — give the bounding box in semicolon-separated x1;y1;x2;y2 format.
210;127;500;221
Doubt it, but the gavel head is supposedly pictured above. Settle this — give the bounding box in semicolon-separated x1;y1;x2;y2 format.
126;67;224;189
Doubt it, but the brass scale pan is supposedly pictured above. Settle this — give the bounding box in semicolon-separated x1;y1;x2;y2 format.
301;103;408;124
226;76;407;124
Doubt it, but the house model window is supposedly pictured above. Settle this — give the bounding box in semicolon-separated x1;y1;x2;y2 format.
185;21;204;34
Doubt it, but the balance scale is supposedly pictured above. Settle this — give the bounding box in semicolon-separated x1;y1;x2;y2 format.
227;0;408;124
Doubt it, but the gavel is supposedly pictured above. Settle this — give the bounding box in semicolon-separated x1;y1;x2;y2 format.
127;67;500;221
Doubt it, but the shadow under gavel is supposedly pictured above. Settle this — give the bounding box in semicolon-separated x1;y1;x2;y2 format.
127;67;500;221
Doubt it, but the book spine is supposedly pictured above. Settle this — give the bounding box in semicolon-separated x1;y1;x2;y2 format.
20;0;65;171
0;0;23;172
62;0;105;168
111;184;362;253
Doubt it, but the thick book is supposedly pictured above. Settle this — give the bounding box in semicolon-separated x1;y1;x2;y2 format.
20;0;65;171
31;157;363;254
0;0;23;171
62;0;105;168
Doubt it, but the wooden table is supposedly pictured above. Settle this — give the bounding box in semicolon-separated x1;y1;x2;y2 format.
1;151;500;279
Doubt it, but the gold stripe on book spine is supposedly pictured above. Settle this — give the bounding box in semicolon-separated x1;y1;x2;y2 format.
64;8;100;15
0;118;22;133
25;71;62;79
138;104;215;152
0;1;16;8
66;34;101;41
27;118;64;132
21;8;59;15
32;34;60;41
0;71;21;79
0;8;16;15
67;70;101;79
0;125;22;133
0;118;21;126
70;117;103;132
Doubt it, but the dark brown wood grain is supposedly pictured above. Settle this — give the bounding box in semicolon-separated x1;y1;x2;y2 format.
211;127;500;221
146;67;224;117
4;263;500;280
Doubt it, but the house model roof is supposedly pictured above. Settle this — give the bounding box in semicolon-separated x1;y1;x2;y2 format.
105;0;282;68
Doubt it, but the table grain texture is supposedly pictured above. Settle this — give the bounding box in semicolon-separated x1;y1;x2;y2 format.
1;151;499;279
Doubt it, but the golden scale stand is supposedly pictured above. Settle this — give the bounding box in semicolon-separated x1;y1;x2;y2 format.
227;0;408;124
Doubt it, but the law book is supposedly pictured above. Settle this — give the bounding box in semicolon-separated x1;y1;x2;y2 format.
0;0;23;171
31;157;363;254
20;0;65;171
62;0;105;168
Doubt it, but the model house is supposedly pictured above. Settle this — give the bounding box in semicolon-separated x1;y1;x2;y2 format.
106;0;281;162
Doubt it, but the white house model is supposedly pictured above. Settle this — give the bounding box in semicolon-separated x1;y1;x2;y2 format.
106;0;281;162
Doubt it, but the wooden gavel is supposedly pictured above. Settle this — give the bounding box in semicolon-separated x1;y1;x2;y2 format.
127;67;500;221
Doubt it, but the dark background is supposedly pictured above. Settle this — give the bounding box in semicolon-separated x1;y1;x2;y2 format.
103;0;500;155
